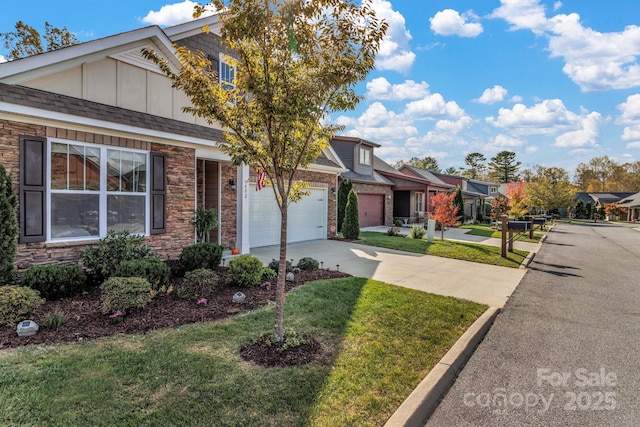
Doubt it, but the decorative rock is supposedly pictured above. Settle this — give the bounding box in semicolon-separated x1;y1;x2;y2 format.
286;272;295;282
16;320;39;337
232;292;246;303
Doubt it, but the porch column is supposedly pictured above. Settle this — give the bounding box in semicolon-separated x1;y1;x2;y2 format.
236;164;251;254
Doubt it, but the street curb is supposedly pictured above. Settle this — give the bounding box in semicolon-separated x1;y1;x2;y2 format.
385;307;501;427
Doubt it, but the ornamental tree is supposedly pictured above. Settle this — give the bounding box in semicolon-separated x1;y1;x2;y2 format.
431;192;458;241
337;178;353;232
342;189;360;239
454;186;465;222
143;0;386;341
505;179;529;219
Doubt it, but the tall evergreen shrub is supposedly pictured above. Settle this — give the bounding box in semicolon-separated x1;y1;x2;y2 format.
337;178;353;232
454;186;465;223
342;189;360;239
0;164;18;285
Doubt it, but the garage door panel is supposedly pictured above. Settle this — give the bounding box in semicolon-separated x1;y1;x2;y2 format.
250;185;327;248
358;194;384;227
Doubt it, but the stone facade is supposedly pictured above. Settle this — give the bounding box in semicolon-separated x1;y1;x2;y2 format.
352;182;394;226
1;119;199;270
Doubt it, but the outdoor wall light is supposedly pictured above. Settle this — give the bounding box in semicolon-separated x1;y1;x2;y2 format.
331;187;336;196
228;178;236;190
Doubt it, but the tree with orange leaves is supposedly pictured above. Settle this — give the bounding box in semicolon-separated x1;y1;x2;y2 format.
431;192;458;241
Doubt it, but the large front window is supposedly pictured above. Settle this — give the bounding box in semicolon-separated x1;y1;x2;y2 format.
49;140;148;240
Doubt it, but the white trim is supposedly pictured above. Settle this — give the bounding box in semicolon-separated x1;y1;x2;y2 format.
164;14;222;40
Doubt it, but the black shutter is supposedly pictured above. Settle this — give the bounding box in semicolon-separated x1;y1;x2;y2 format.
19;135;47;243
150;152;166;235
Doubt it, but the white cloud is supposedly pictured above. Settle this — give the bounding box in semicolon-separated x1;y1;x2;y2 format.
490;0;549;35
336;102;418;143
553;2;563;11
430;9;483;38
141;0;215;26
493;134;524;147
486;99;576;134
526;146;539;153
491;0;640;91
554;111;601;147
434;116;473;134
621;126;640;142
0;55;6;63
366;78;429;101
475;85;508;104
510;95;523;103
627;141;640;149
404;94;465;120
616;94;640;124
371;0;416;73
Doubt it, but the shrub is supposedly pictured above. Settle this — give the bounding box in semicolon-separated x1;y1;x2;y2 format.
386;227;400;236
407;224;426;240
114;258;170;292
394;219;403;227
337;178;353;232
177;269;219;300
19;264;87;300
0;285;44;325
81;230;153;284
297;257;319;271
0;163;18;285
226;255;263;288
179;242;223;273
100;277;152;315
41;310;66;330
268;259;292;272
262;268;277;281
342;189;360;239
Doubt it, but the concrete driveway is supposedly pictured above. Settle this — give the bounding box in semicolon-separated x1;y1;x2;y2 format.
250;240;526;307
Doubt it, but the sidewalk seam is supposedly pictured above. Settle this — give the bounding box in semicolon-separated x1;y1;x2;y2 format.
384;307;501;427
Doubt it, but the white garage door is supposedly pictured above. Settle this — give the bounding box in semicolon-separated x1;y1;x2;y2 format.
249;185;327;248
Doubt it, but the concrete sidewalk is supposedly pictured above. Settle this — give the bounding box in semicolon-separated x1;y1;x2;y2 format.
250;240;526;307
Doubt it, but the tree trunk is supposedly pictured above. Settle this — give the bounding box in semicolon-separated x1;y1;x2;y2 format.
274;198;288;342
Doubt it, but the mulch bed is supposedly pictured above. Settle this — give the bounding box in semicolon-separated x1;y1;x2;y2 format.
0;268;351;360
240;333;322;367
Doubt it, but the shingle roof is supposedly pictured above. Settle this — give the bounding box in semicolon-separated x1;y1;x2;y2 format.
0;83;226;142
341;170;393;185
401;165;453;188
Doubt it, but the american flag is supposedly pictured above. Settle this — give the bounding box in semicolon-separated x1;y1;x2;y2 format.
256;168;266;191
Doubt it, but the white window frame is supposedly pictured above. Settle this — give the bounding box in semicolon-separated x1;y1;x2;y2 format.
46;138;150;242
415;191;424;212
219;53;236;90
359;147;371;166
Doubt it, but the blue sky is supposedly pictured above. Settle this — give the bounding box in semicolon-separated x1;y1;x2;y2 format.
2;0;640;176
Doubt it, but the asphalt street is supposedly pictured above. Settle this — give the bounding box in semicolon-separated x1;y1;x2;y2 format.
427;221;640;426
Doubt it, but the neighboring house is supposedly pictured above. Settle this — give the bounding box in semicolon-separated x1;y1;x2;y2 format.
0;14;345;270
396;165;454;215
575;192;636;210
330;136;394;227
431;173;493;221
617;192;640;221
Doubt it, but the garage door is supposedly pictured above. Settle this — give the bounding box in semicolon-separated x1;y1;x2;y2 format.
249;185;327;248
358;194;385;227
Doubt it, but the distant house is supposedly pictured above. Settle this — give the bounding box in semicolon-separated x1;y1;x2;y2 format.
0;14;345;270
330;136;394;227
395;165;454;217
431;173;496;221
575;192;636;210
618;192;640;221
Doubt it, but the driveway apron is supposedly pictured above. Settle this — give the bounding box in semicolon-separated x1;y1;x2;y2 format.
250;239;526;307
427;222;640;426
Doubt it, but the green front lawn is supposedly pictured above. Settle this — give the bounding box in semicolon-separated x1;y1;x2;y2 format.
0;278;487;427
353;231;529;268
461;224;544;243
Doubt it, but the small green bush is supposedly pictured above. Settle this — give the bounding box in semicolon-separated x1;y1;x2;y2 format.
262;268;277;281
177;269;219;300
227;255;263;288
0;285;44;325
387;227;401;236
100;277;152;315
179;242;223;273
114;258;170;292
394;219;403;227
41;310;66;329
407;224;426;240
297;257;319;271
19;264;87;300
81;230;153;284
342;189;360;239
0;164;18;285
268;259;292;272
